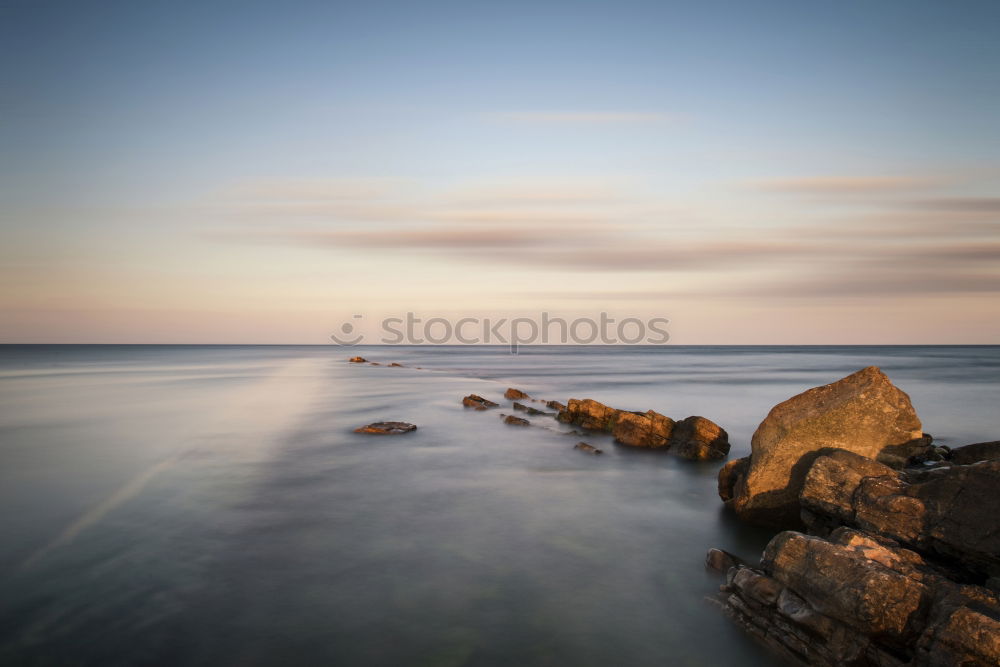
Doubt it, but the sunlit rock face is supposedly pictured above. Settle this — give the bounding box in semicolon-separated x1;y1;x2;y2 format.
728;366;924;527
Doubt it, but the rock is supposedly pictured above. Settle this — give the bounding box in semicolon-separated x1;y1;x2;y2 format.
950;440;1000;464
671;416;730;460
504;388;530;400
503;415;530;426
706;548;745;573
799;452;1000;579
545;400;566;412
512;402;548;416
557;398;619;431
348;356;367;363
611;410;674;449
353;421;417;434
718;457;750;502
574;441;603;455
462;394;498;410
389;362;404;367
729;366;923;527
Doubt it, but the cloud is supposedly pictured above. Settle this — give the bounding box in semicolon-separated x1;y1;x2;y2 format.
485;111;677;124
754;176;939;194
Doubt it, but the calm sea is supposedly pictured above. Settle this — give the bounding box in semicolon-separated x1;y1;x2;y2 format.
1;345;998;665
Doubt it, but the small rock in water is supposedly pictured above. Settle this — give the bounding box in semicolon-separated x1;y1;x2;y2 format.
348;356;367;363
389;362;404;367
463;394;499;410
705;548;744;573
545;400;567;412
503;415;530;426
574;441;603;455
512;402;549;416
504;388;530;400
353;421;417;434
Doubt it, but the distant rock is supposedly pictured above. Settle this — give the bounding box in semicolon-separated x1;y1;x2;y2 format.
353;421;417;434
348;356;367;363
726;366;923;527
558;398;729;459
389;362;404;367
545;400;566;412
574;441;603;455
462;394;498;410
503;415;530;426
671;416;731;460
512;402;549;416
504;388;530;400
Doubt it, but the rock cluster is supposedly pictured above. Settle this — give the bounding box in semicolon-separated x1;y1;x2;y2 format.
711;366;1000;665
557;398;730;460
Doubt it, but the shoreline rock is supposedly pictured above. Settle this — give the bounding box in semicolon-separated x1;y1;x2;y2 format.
462;394;498;410
353;421;417;434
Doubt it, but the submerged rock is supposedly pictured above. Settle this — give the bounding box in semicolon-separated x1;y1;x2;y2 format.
389;362;404;367
726;366;923;527
503;415;530;426
504;388;530;400
348;356;367;363
462;394;498;410
512;402;548;416
353;421;417;434
574;441;603;455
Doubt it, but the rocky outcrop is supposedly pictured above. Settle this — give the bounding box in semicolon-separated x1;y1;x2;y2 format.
950;440;1000;465
512;402;548;416
574;442;603;455
705;548;745;573
503;415;530;426
724;366;924;527
557;398;730;459
348;356;367;363
353;421;417;434
545;400;566;412
462;394;498;410
504;388;530;400
715;527;1000;666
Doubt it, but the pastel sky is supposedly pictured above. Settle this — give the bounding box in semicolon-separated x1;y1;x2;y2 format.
1;0;998;344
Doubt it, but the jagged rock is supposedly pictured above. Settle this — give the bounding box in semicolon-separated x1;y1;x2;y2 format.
504;388;530;400
503;415;530;426
573;442;603;455
611;410;674;449
705;548;745;573
557;398;619;431
462;394;498;410
671;416;731;460
348;356;367;363
545;400;566;412
512;402;548;416
728;366;923;527
950;440;1000;465
353;421;417;434
718;457;750;502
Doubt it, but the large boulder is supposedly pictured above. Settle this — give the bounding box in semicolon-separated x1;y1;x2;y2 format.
727;366;923;527
611;410;674;449
671;416;730;460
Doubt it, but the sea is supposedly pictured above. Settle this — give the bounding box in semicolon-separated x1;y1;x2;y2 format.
1;344;998;666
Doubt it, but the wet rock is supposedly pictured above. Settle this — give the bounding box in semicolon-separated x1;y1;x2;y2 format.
718;456;750;502
706;548;745;573
574;441;603;455
389;362;404;367
611;410;674;449
557;398;618;431
729;366;923;528
503;415;530;426
353;421;417;434
671;415;730;460
950;440;1000;465
348;356;367;363
545;400;566;412
504;388;530;400
462;394;498;410
512;402;549;416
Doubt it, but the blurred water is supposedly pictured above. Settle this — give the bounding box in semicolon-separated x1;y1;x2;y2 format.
1;345;998;665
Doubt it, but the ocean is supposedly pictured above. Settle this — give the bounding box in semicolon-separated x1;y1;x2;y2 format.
1;345;998;665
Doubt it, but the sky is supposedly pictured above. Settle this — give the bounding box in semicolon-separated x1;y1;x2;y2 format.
1;0;998;344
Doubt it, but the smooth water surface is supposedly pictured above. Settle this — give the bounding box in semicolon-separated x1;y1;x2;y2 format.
2;345;998;665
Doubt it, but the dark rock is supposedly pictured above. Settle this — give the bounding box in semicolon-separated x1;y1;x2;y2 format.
574;442;603;455
462;394;498;410
503;415;530;426
706;548;745;573
353;421;417;434
545;400;566;412
348;356;367;363
729;366;923;528
950;440;1000;465
389;362;404;367
718;456;750;502
504;388;530;400
512;402;548;416
671;415;730;460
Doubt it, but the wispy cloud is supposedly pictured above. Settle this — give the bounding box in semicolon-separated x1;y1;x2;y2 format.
753;176;939;194
485;111;677;124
